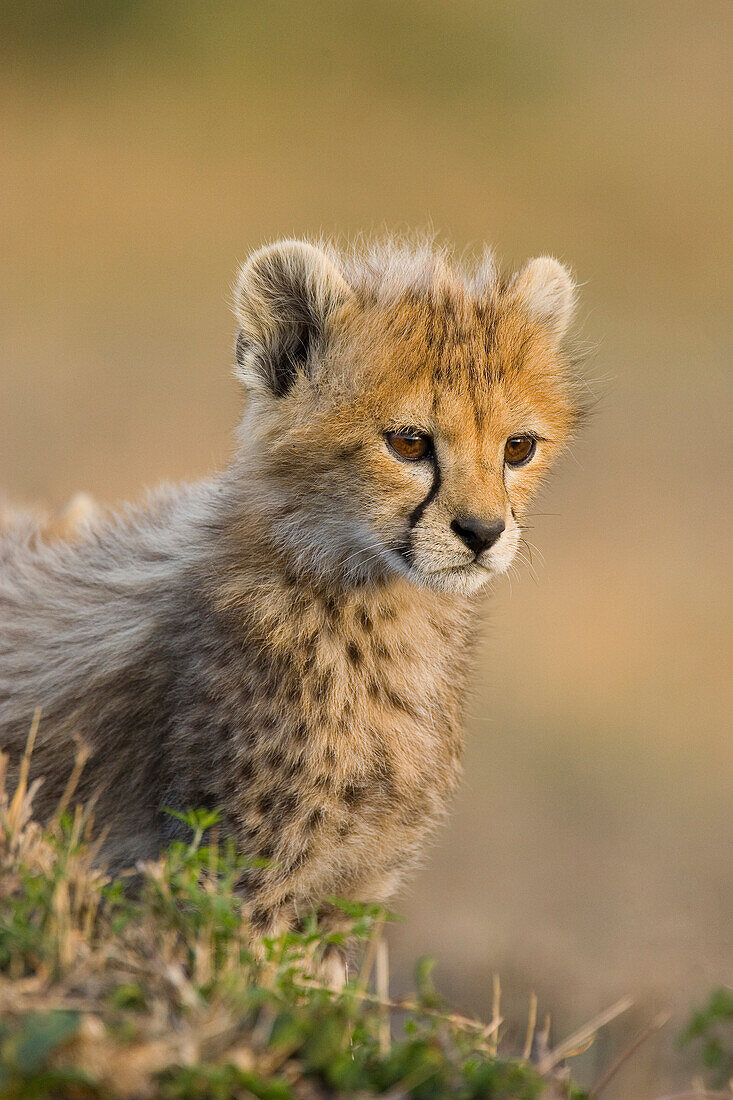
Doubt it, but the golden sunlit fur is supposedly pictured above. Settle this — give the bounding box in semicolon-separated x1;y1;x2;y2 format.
0;493;99;544
233;238;580;596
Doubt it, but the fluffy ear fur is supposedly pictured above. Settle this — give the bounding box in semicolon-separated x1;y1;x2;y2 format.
233;240;351;397
511;256;576;341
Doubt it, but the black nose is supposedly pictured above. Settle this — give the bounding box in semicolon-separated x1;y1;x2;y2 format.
451;515;505;556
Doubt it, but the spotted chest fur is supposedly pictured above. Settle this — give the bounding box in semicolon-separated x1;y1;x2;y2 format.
171;565;475;931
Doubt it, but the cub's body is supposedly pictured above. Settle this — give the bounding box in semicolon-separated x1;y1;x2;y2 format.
1;481;470;928
0;237;581;933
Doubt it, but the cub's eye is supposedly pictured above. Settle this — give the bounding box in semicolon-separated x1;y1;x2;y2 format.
504;434;537;467
385;430;432;462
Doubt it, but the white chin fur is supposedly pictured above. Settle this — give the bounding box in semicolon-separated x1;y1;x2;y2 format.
408;528;520;595
407;561;493;596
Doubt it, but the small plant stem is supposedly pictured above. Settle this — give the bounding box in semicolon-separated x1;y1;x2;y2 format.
355;911;386;994
523;991;538;1061
589;1011;670;1097
50;741;90;831
487;972;501;1056
376;937;390;1055
8;707;41;835
539;996;634;1073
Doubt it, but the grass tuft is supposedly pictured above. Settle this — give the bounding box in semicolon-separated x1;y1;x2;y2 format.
0;740;603;1098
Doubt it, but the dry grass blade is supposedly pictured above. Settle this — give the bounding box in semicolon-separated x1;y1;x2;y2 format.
589;1010;671;1097
486;972;502;1056
523;991;538;1062
538;996;634;1073
355;910;386;993
7;707;41;836
49;738;91;831
376;937;390;1055
305;975;503;1044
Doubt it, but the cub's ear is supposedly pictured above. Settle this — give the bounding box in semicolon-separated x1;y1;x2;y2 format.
233;240;351;397
511;256;576;341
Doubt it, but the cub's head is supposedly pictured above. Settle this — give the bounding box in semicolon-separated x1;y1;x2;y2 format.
233;238;582;595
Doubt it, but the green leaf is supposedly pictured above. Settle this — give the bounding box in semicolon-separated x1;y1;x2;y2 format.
108;982;147;1011
14;1011;81;1074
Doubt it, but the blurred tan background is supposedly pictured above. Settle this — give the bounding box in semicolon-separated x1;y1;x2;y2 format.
2;2;731;1093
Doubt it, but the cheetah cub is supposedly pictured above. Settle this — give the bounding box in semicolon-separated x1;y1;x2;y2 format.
0;238;581;937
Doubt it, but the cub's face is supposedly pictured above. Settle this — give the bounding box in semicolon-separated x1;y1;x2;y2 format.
234;240;580;595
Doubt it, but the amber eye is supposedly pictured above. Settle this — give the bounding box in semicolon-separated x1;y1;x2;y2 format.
504;434;537;467
385;430;432;462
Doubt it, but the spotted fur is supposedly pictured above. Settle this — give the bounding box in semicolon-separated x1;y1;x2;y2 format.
0;236;582;936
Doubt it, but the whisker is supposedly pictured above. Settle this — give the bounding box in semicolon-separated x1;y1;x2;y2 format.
339;540;408;573
523;538;546;569
514;538;541;584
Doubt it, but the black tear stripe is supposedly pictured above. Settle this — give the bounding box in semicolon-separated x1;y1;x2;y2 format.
408;457;442;529
396;457;442;564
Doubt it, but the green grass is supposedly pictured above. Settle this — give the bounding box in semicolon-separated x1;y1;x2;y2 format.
2;735;727;1098
0;742;598;1099
679;987;733;1091
2;738;728;1098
